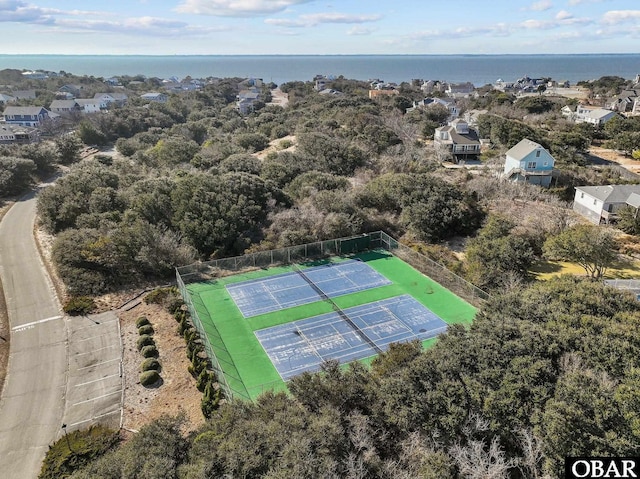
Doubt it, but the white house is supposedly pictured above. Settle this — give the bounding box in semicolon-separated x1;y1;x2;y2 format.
75;99;104;113
141;92;168;103
573;184;640;224
407;97;459;120
94;92;128;107
503;139;555;187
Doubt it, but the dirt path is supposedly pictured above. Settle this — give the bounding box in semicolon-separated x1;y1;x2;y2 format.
589;146;640;174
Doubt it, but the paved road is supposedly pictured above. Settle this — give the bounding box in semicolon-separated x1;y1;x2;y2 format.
0;187;123;479
0;189;67;478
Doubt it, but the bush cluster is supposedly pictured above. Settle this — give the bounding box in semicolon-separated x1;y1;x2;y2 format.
136;316;161;387
174;308;222;417
63;296;96;316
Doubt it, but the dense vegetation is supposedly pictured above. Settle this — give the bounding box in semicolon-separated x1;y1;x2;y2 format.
52;277;640;479
5;72;640;477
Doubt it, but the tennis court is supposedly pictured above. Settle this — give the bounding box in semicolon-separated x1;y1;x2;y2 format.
255;295;448;380
226;259;391;318
183;249;477;400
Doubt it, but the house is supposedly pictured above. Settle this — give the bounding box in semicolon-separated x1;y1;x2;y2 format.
21;70;48;80
75;99;104;113
12;90;36;100
318;89;343;96
408;97;459;120
573;184;640;224
630;97;640;116
608;89;639;113
94;92;128;107
2;106;51;127
0;124;39;144
49;99;81;114
140;92;168;103
236;89;261;114
446;82;475;98
503;138;555;187
0;93;15;105
433;119;481;162
570;104;618;125
58;84;83;98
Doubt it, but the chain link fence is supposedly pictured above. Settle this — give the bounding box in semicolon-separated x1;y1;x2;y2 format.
175;231;489;401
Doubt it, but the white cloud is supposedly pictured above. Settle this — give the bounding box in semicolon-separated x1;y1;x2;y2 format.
347;26;374;36
265;12;381;28
53;16;222;36
527;0;553;11
175;0;315;17
555;10;573;20
602;10;640;25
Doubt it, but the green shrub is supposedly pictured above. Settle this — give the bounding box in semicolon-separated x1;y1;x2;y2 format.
63;296;96;316
38;425;119;479
140;345;159;358
144;287;177;305
140;358;161;372
135;316;150;328
136;335;155;351
138;324;154;336
201;382;222;419
140;370;161;387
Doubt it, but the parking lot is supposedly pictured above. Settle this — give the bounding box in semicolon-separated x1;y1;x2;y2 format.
61;312;123;433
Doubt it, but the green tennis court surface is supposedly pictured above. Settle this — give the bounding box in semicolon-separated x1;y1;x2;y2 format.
186;249;476;400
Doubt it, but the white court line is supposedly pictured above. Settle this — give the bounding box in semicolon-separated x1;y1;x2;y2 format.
72;389;121;406
11;315;62;331
75;373;121;387
78;358;120;370
67;408;120;428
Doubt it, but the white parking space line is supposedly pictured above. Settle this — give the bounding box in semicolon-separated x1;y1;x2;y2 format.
67;409;121;428
74;345;120;356
72;390;121;407
11;315;62;331
75;373;121;388
78;358;120;370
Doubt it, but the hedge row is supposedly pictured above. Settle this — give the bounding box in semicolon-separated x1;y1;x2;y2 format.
136;316;161;387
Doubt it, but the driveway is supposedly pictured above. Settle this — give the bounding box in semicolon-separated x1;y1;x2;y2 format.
0;185;122;479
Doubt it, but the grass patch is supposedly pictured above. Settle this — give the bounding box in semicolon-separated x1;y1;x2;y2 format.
531;257;640;281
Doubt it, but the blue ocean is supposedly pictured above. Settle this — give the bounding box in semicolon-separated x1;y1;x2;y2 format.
0;54;638;86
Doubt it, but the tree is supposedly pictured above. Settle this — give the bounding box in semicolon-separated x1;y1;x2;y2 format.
465;215;535;290
55;134;83;165
0;157;35;196
616;205;640;235
543;224;616;279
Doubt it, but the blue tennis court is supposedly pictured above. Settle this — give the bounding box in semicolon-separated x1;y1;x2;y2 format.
254;294;448;380
226;260;391;318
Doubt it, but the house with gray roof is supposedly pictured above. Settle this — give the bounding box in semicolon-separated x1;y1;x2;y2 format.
0;124;39;144
573;184;640;224
2;106;51;127
433;119;480;162
503;139;555;187
49;99;81;114
575;107;618;126
0;93;15;105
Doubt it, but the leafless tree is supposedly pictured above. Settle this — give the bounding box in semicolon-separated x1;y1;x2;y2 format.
450;436;517;479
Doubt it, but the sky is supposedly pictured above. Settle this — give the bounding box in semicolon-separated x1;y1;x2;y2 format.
1;0;639;55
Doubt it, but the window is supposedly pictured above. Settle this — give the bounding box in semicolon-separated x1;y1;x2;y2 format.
536;150;541;157
527;161;537;169
594;199;597;205
581;192;584;199
543;161;548;166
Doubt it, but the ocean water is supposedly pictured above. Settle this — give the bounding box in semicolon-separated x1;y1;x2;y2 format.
0;54;638;86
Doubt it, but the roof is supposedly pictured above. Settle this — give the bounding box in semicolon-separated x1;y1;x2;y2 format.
576;184;640;203
2;106;47;115
76;99;101;105
50;100;79;108
627;192;640;209
505;138;544;161
435;125;480;145
584;108;616;120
